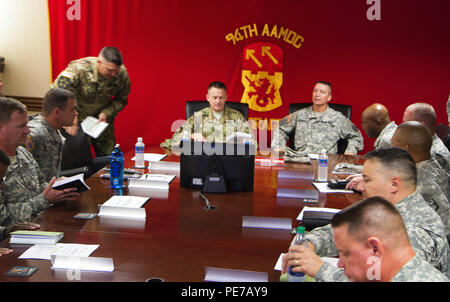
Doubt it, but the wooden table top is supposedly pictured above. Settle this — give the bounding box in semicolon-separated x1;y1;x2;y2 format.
0;146;364;282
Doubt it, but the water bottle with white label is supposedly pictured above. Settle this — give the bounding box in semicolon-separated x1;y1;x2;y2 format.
317;149;328;182
135;137;145;168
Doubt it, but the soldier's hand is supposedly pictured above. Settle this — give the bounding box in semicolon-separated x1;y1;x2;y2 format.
63;115;79;136
12;221;41;231
191;133;206;142
43;177;80;204
345;174;363;191
98;113;108;123
0;248;13;256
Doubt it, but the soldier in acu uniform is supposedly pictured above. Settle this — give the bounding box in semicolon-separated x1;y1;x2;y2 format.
360;103;398;150
161;81;256;149
26;88;78;182
322;197;447;281
51;47;131;157
271;81;363;155
281;147;449;281
391;121;450;238
0;97;80;224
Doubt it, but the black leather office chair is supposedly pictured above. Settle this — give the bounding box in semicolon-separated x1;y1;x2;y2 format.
185;101;249;120
287;102;353;154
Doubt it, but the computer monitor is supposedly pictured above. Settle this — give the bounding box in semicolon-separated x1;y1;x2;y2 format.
179;141;256;193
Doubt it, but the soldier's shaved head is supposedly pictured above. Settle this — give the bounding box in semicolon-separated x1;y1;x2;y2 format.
391;121;432;162
403;103;436;135
361;103;391;138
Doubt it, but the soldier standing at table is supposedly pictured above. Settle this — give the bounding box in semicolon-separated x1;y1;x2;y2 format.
51;47;131;157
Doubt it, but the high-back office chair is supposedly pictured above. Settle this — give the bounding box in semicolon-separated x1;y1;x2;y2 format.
287;102;353;154
185;101;249;120
60;126;111;179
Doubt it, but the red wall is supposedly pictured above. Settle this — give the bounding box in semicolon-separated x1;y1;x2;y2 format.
49;0;450;154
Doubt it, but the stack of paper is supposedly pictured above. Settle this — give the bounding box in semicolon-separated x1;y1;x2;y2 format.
51;255;114;272
312;182;354;193
10;230;64;245
98;195;149;220
19;243;99;260
296;206;341;221
128;174;176;190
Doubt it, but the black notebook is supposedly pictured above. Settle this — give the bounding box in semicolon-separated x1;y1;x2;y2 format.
52;173;90;193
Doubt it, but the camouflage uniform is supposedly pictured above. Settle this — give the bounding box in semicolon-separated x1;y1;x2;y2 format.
271;106;363;154
431;135;450;193
373;121;397;150
25;114;65;182
416;158;450;238
306;191;449;281
447;95;450;124
50;57;131;157
390;255;449;282
160;106;256;148
0;191;19;241
2;147;49;223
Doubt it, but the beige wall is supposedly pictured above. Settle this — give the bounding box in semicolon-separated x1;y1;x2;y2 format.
0;0;51;98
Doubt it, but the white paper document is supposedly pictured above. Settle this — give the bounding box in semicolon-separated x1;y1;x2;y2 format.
131;153;167;162
51;255;114;272
274;253;338;271
81;116;109;139
128;174;176;190
98;195;149;220
204;266;268;282
297;206;341;221
242;216;292;230
19;243;99;260
312;182;354;193
226;132;253;144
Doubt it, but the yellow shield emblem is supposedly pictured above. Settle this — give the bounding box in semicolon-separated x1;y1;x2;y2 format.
241;42;283;112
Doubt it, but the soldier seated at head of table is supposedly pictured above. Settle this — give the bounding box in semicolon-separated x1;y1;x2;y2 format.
271;81;363;156
0;97;80;223
160;81;256;149
25;88;78;182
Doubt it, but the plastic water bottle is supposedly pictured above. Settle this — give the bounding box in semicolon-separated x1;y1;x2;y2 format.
135;137;145;168
110;144;124;189
317;149;328;182
287;226;307;282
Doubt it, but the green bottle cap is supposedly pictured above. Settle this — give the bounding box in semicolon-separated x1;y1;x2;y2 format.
297;226;306;234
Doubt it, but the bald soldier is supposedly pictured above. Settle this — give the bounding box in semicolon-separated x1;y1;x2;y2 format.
51;47;131;157
391;121;450;238
361;103;398;150
403;103;450;165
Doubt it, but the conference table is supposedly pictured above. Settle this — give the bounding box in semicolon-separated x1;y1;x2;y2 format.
0;146;364;282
